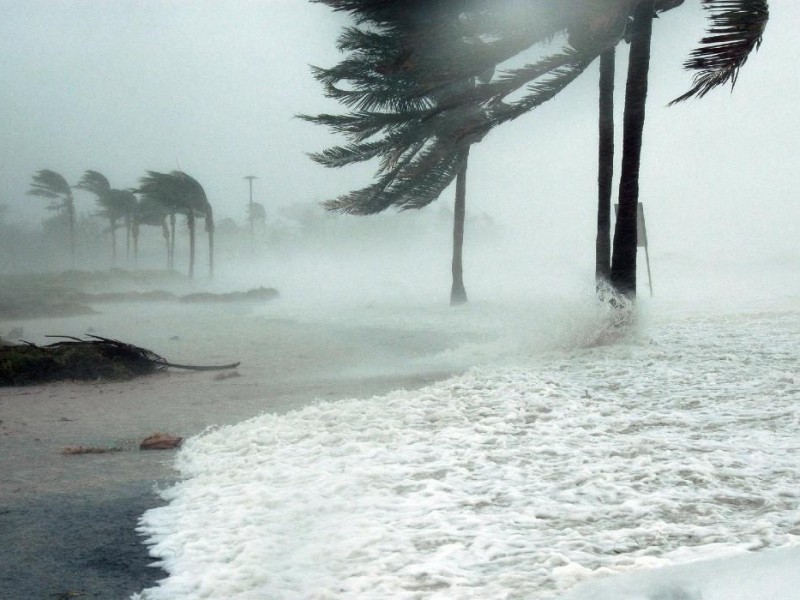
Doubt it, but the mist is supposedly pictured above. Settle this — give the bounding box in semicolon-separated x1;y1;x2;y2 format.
1;0;798;314
1;2;799;599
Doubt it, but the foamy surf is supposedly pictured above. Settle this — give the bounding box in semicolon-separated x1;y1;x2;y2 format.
133;305;800;599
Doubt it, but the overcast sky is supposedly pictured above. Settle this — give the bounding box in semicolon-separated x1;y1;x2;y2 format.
1;1;797;266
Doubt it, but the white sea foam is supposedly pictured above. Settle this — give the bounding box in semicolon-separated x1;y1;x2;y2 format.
134;303;800;599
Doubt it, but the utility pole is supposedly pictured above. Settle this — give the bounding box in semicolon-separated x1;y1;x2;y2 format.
244;175;257;244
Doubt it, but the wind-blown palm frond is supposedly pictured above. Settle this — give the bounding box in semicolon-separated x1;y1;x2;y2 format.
670;0;768;104
137;171;214;277
28;170;71;199
75;170;111;197
487;50;595;125
27;169;76;263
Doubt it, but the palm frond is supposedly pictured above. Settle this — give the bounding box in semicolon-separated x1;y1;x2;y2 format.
75;170;111;196
670;0;768;104
28;169;71;199
488;50;595;125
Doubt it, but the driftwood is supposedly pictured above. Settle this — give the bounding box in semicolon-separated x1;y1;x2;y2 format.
0;335;239;386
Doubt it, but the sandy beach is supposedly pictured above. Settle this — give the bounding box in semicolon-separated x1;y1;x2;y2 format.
0;300;465;599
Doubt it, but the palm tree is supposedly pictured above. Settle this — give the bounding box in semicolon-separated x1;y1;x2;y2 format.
450;148;470;305
76;171;140;268
27;169;75;265
131;195;170;269
609;1;655;299
303;14;493;304
610;0;769;299
247;202;267;234
75;170;118;264
174;171;215;279
112;189;138;265
135;171;214;279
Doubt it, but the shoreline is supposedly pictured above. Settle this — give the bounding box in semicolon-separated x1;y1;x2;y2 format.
1;303;465;599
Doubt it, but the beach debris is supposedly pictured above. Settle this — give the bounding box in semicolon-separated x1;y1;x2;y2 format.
0;335;240;386
213;370;241;381
61;445;123;455
140;432;183;450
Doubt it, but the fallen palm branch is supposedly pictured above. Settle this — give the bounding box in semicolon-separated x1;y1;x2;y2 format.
0;335;240;386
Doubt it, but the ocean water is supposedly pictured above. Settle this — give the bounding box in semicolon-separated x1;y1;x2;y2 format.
132;287;800;599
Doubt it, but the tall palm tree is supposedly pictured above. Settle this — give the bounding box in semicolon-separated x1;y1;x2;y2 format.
609;0;769;299
609;1;655;299
173;171;215;279
303;14;492;304
135;171;214;279
27;169;75;265
450;148;470;305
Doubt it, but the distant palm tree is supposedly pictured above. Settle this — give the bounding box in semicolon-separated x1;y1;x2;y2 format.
75;170;118;264
135;171;214;278
172;171;215;279
76;171;139;267
111;189;138;265
247;202;267;234
27;169;75;265
131;195;170;269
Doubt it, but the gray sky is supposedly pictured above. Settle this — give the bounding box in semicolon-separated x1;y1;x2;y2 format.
1;0;797;264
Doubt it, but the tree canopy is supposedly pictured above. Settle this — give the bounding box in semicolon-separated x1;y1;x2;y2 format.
305;0;769;214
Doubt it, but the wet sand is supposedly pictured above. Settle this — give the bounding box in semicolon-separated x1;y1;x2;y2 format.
0;303;461;599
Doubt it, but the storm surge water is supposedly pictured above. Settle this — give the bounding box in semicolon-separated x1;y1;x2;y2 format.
133;296;799;599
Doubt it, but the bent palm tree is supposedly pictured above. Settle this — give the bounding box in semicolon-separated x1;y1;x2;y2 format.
611;0;769;298
135;171;214;279
173;171;215;279
132;196;170;269
76;170;119;264
28;169;75;265
76;171;140;267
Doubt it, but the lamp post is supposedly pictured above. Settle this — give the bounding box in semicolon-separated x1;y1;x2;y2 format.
244;175;257;243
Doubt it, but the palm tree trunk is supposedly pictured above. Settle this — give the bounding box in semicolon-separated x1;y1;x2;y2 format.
187;213;196;280
209;229;215;279
596;48;615;286
162;221;170;270
610;0;654;300
67;199;76;268
132;221;139;268
205;208;215;279
125;218;131;266
450;147;469;306
169;213;176;271
110;218;117;266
